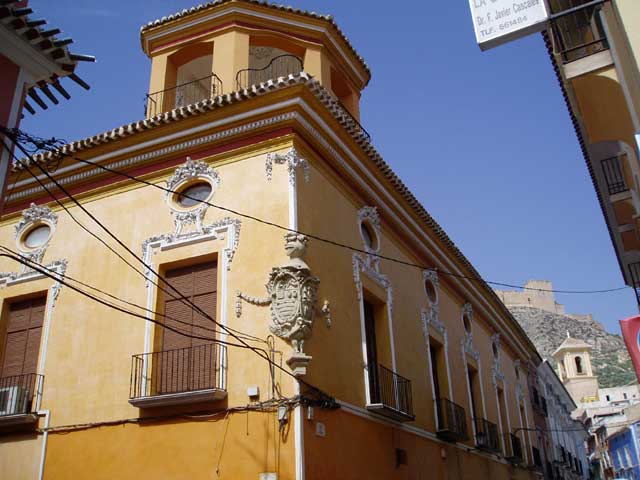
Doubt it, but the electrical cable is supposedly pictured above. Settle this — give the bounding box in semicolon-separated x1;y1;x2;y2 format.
0;244;264;343
0;141;267;345
4;127;629;296
0;251;256;347
2;133;336;404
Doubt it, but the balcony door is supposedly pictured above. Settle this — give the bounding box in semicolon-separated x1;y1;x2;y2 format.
1;297;45;378
363;300;380;404
0;296;45;414
159;261;217;394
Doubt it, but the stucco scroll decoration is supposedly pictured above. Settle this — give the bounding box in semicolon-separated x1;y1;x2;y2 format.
165;157;221;236
236;233;320;376
141;217;241;273
14;203;58;272
265;147;310;186
0;258;68;304
459;302;480;361
352;253;393;316
421;306;447;350
423;269;439;301
491;333;505;386
357;206;381;271
515;382;524;403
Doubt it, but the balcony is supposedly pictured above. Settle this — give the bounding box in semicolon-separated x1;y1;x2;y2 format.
366;364;415;422
504;433;523;464
531;446;543;470
0;373;43;426
129;343;226;408
235;54;303;91
602;156;629;196
436;398;468;442
549;1;609;64
145;73;223;117
474;417;500;452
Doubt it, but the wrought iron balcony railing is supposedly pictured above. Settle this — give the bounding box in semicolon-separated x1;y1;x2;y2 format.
474;417;500;452
549;1;609;63
367;363;414;421
129;343;226;407
0;373;43;418
601;155;629;195
531;446;543;470
436;397;468;442
145;73;223;117
504;433;523;463
235;54;303;90
332;97;371;143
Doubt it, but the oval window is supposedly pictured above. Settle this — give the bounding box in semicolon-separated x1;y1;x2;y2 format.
360;221;377;250
463;314;471;334
425;279;437;304
23;224;51;249
177;181;212;208
492;341;499;359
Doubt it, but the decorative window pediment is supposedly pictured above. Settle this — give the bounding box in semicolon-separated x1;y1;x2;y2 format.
166;157;221;236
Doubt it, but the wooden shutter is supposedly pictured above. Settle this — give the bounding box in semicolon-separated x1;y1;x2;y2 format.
1;296;46;378
159;262;217;393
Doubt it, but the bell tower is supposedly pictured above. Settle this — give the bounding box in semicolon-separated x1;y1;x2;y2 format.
552;334;599;404
139;0;370;119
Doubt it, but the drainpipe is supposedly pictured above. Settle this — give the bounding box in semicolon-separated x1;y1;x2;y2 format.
37;410;50;480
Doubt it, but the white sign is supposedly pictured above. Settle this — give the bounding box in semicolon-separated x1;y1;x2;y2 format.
469;0;550;51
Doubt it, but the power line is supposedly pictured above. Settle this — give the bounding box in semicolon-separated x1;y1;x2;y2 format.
2;133;335;403
4;144;269;346
4;127;629;296
0;244;263;343
1;141;267;345
0;251;251;347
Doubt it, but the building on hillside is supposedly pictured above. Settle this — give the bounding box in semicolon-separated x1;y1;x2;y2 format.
554;335;600;404
0;0;93;214
496;280;592;323
542;0;640;307
0;1;551;479
536;360;589;479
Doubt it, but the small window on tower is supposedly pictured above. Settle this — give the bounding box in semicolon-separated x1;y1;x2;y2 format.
575;356;584;375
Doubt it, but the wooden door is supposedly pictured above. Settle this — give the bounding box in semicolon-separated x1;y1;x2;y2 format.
159;262;217;394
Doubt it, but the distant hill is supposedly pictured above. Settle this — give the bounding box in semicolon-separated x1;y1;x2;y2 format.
508;306;635;388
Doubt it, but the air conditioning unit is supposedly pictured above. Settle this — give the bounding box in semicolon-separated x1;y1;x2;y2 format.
0;386;30;416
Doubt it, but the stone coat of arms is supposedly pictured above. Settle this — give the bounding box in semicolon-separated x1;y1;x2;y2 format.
236;233;320;376
267;234;319;354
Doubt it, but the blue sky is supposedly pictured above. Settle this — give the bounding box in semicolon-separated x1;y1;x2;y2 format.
22;0;636;333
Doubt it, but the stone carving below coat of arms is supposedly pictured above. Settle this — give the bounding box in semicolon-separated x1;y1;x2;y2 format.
236;233;320;376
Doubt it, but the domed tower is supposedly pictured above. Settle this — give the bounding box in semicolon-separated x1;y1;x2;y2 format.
552;334;599;404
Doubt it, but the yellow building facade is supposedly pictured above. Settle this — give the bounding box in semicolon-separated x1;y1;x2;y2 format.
544;0;640;306
0;1;543;478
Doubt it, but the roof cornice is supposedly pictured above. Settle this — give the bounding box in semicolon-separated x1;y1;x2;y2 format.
14;72;541;362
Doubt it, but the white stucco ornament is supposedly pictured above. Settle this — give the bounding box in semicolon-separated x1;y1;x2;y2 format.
236;233;320;376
